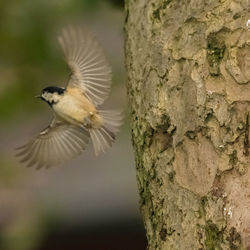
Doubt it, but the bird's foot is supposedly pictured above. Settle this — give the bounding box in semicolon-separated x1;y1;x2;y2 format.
83;117;92;129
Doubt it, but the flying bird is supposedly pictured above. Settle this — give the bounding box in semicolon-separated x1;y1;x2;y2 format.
16;27;123;169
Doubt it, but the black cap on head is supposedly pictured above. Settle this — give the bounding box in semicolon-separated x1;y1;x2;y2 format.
42;86;65;95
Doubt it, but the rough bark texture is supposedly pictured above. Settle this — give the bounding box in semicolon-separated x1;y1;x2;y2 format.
124;0;250;249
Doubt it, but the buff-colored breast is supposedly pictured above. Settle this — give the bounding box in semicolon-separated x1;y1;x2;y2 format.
53;87;103;127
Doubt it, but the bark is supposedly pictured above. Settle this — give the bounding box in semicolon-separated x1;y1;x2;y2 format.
124;0;250;249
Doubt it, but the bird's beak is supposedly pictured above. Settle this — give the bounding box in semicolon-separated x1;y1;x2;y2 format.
34;95;41;99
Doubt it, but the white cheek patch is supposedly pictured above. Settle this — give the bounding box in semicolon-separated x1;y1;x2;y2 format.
42;93;60;104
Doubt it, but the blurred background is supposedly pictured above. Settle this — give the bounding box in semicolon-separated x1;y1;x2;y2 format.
0;0;146;249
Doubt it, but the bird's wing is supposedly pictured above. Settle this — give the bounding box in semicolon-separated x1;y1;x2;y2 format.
16;117;89;169
58;27;112;106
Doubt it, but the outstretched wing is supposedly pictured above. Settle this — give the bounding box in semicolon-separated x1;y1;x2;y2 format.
16;117;89;169
58;27;112;106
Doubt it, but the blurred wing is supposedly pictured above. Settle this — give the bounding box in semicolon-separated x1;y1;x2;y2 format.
16;117;89;169
58;27;112;106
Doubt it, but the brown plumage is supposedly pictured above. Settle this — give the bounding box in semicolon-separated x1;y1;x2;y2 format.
16;27;123;169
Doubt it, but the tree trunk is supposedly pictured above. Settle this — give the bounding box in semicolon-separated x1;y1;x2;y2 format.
124;0;250;249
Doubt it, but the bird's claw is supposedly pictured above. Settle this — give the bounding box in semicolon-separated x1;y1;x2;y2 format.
83;117;92;129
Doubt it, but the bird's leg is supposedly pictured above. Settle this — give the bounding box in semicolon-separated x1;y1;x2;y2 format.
83;112;94;128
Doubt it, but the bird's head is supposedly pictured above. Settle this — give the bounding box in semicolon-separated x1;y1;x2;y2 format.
36;86;65;106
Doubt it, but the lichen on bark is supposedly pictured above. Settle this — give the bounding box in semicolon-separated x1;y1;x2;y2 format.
125;0;250;249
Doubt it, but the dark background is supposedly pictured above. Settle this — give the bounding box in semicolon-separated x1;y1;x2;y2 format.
0;0;146;249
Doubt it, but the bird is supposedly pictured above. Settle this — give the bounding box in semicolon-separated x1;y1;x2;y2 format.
16;27;123;169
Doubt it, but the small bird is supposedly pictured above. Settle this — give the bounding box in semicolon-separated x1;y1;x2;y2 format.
16;27;123;169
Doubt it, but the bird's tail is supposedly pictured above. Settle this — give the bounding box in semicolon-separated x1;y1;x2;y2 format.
89;110;123;155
